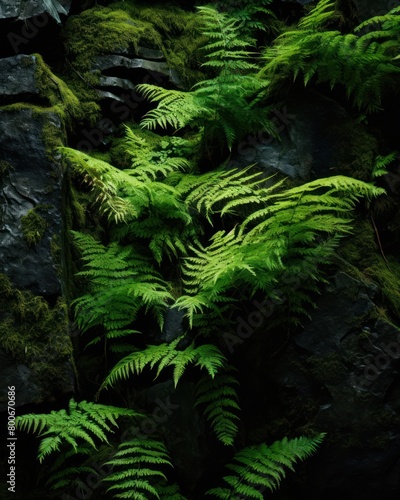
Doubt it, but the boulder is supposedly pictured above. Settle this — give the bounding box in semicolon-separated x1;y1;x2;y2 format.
0;0;71;23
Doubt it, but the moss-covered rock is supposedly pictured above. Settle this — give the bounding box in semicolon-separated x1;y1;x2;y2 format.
63;3;205;90
0;274;74;405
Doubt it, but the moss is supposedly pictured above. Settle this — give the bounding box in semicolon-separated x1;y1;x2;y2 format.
0;274;73;398
64;7;163;72
50;234;62;277
0;54;85;160
34;53;83;126
338;217;400;320
20;206;50;246
110;2;207;87
307;352;346;385
364;256;400;320
63;4;205;91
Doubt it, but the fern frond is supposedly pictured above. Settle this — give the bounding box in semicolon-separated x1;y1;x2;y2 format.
104;437;173;499
195;368;240;446
15;399;142;462
207;434;325;498
101;337;228;391
71;232;173;338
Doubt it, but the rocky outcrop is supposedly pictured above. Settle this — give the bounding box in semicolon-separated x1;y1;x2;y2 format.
0;0;71;23
0;54;74;408
231;90;377;181
248;271;400;499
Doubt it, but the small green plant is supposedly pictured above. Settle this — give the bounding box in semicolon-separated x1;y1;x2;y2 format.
206;433;325;498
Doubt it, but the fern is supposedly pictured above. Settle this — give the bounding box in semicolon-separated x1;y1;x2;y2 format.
261;0;400;111
123;125;194;182
195;368;240;446
103;437;173;499
15;399;141;462
215;0;276;36
71;232;172;344
175;174;384;326
138;6;274;150
45;444;98;492
101;336;227;391
63;147;196;263
207;434;325;499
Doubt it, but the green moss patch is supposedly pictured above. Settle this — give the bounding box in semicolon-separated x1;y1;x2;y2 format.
0;274;73;399
64;4;205;89
20;206;49;247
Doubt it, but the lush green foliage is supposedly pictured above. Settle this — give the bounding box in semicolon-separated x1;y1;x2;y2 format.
207;433;326;498
261;0;400;111
195;368;240;446
138;5;273;149
15;399;141;462
100;336;228;391
15;1;394;497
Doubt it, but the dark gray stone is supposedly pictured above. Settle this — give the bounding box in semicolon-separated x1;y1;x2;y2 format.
161;307;185;342
353;0;400;22
231;90;376;181
0;54;38;98
264;270;400;498
0;0;71;22
295;272;377;355
93;54;181;86
98;75;136;91
0;108;63;295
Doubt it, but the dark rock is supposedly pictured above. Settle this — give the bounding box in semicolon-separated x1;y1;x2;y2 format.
231;90;377;181
353;0;400;22
259;270;400;498
93;54;181;86
0;108;63;295
161;307;185;342
0;55;39;97
295;272;377;355
136;46;164;60
0;0;71;22
98;75;136;91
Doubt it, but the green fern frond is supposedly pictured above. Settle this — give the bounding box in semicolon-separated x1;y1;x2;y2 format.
138;5;274;149
101;337;228;391
15;399;142;462
261;0;400;112
195;368;240;446
103;437;173;499
71;232;172;337
207;434;325;498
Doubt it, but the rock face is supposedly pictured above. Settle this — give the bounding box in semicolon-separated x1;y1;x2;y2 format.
0;0;71;22
0;54;74;408
0;59;64;297
231;90;376;181
249;272;400;499
353;0;400;22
